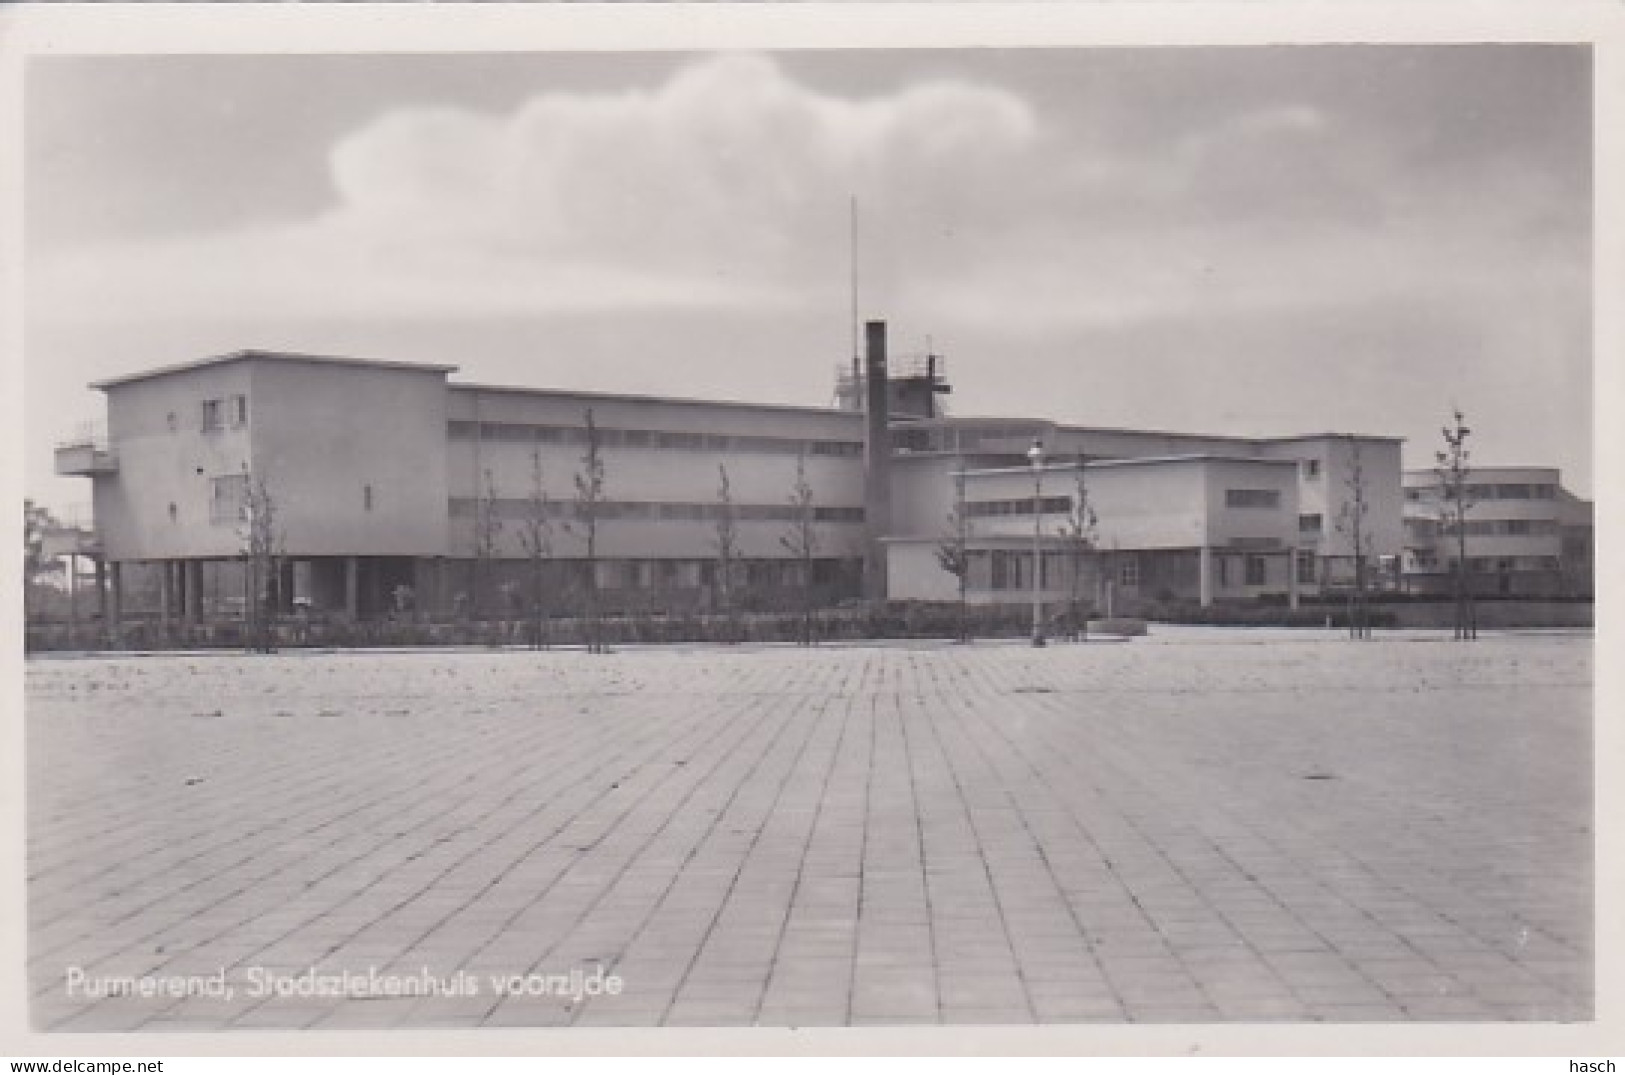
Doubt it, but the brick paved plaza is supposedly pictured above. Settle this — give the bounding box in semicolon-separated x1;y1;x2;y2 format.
25;630;1592;1031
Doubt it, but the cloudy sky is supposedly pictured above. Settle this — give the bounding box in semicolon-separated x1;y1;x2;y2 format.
24;45;1592;514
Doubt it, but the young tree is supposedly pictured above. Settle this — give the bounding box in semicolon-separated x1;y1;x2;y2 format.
779;450;818;647
1056;460;1099;642
517;444;555;650
239;468;284;653
712;463;742;644
1334;440;1375;639
1435;409;1477;640
570;408;607;654
935;466;972;642
472;467;504;620
23;499;68;630
24;499;62;587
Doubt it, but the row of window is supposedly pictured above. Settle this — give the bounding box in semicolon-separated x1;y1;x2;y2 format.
986;550;1075;590
1410;554;1563;573
963;496;1074;519
967;489;1287;520
199;395;248;434
980;550;1145;591
447;497;865;524
475;557;854;591
1224;488;1281;509
988;548;1290;590
1438;518;1560;537
1406;483;1558;502
209;485;865;527
891;426;1051;455
448;421;863;458
585;558;850;589
1216;555;1271;587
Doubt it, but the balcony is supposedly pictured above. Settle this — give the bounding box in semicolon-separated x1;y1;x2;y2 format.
55;440;118;476
39;524;102;559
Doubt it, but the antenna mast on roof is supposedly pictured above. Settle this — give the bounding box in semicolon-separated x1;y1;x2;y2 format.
850;195;860;379
833;196;871;412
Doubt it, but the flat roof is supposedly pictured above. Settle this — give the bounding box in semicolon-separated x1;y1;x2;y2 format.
898;415;1403;445
1088;453;1300;469
1403;465;1561;480
85;350;1405;448
963;453;1299;477
1259;432;1406;444
90;350;459;390
451;381;864;422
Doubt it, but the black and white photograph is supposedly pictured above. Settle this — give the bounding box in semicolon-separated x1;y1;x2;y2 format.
6;4;1614;1056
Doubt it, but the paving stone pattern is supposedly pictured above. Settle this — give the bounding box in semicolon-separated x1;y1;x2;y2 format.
26;632;1592;1030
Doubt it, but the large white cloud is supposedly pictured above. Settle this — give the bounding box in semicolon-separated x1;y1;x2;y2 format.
31;50;1586;373
35;53;1045;324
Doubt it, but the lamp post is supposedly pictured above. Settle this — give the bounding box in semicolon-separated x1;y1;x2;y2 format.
1027;438;1046;647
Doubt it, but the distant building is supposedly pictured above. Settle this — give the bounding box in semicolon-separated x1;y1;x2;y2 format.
1402;467;1593;598
882;426;1402;611
55;337;1414;630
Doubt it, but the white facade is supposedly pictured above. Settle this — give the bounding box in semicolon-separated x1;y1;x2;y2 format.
58;348;1412;623
885;455;1304;609
1402;466;1589;596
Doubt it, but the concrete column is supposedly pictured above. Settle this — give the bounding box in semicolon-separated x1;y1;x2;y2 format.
66;553;79;642
95;557;107;623
186;560;204;621
1287;548;1300;610
159;560;175;627
1198;546;1213;608
107;562;122;641
345;556;360;620
414;559;438;617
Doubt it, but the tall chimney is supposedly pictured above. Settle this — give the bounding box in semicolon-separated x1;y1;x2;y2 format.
863;320;891;603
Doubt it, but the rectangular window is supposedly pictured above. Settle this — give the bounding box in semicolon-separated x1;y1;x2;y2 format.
991;551;1012;590
363;484;374;512
231;394;248;427
1225;488;1280;509
201;398;224;433
1118;557;1139;588
1245;555;1267;586
1218;556;1230;587
210;474;247;524
1302;459;1321;479
966;496;1072;518
1296;550;1317;585
1043;551;1066;588
1299;513;1322;534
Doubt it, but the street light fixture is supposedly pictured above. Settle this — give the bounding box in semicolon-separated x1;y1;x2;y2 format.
1027;437;1046;648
